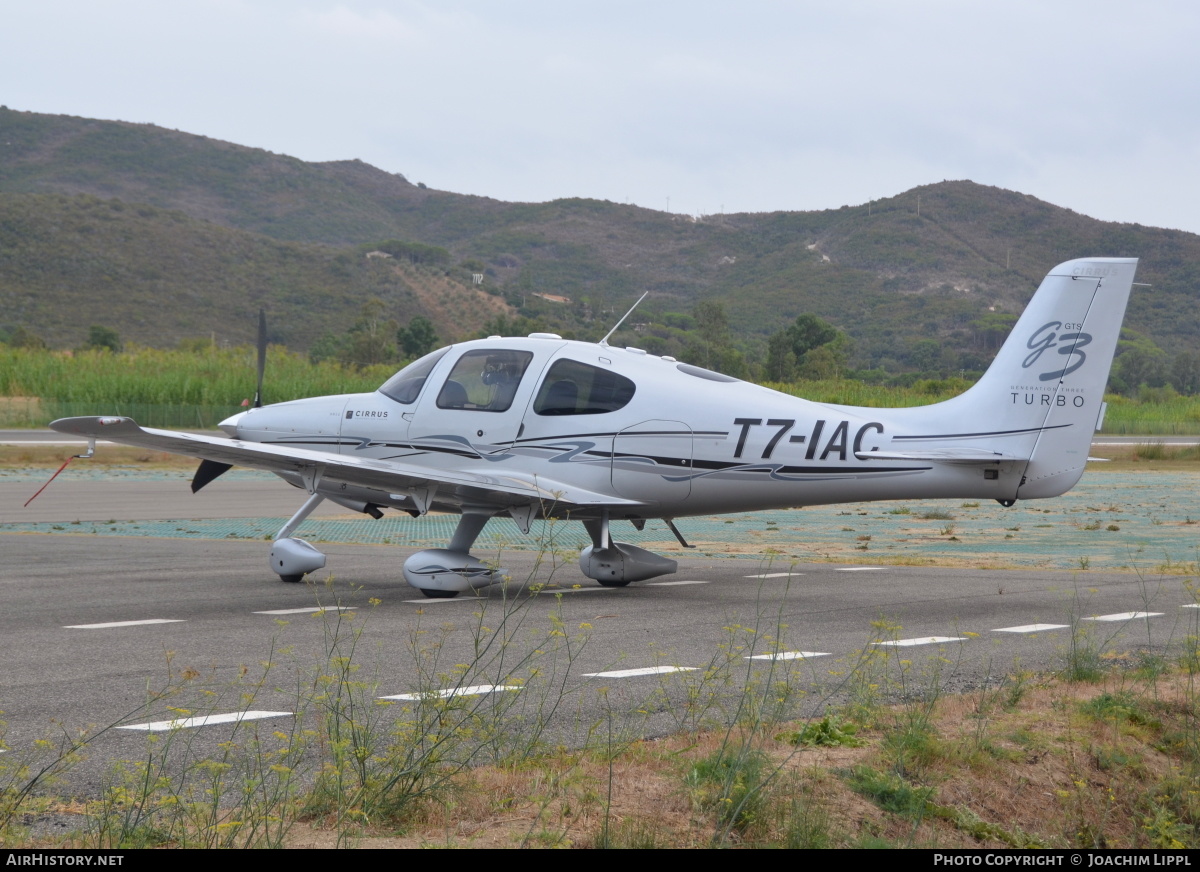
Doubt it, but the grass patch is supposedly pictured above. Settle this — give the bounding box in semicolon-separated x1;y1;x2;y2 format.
845;765;934;818
685;746;771;834
1133;443;1200;462
778;713;864;748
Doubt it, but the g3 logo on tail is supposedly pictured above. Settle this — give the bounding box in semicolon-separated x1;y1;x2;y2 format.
1023;321;1092;381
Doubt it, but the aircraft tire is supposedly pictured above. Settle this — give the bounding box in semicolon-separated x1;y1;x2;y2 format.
278;574;304;583
420;588;460;599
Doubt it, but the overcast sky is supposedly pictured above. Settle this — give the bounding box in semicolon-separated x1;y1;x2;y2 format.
4;1;1199;232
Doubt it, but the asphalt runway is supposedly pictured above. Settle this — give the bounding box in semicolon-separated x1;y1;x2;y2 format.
3;475;1198;797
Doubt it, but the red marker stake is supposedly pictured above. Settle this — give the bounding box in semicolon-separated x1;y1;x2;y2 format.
24;457;74;507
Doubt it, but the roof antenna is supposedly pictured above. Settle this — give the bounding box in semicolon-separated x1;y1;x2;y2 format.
599;292;648;347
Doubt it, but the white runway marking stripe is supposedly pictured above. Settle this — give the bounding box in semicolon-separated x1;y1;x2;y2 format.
647;580;709;586
745;572;801;578
746;651;830;661
1092;440;1199;446
1182;604;1200;609
253;606;356;615
402;597;485;604
584;666;698;679
380;684;521;701
65;619;185;629
993;623;1069;634
836;567;884;572
873;636;968;648
537;586;616;594
120;710;292;732
1085;612;1163;622
1;440;120;446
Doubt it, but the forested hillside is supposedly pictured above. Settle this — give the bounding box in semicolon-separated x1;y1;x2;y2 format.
1;106;1196;386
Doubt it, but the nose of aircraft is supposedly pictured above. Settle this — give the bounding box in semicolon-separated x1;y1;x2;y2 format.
218;410;247;437
217;395;357;442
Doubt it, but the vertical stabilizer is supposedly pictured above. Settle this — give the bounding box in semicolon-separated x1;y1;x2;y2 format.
944;257;1137;498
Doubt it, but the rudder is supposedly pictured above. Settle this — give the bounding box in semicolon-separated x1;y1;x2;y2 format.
962;257;1137;498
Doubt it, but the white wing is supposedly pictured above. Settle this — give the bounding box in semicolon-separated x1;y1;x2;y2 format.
50;416;642;514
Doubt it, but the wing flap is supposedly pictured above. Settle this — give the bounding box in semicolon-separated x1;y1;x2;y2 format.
50;416;642;510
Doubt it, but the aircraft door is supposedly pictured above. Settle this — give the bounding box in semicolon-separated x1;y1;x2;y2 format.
611;420;693;501
407;347;552;460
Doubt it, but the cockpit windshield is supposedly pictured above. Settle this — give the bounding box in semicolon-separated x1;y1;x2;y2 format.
377;347;450;404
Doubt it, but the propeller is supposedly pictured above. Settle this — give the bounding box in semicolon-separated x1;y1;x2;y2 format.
191;308;266;493
253;307;267;408
191;458;232;494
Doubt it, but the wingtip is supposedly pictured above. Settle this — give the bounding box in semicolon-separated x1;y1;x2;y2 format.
50;415;129;431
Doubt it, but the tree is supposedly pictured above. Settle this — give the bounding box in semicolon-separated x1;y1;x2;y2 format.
85;325;123;353
1169;352;1200;396
766;313;850;380
480;314;546;338
787;314;839;360
718;347;749;380
969;312;1018;351
765;331;797;381
341;299;397;368
368;239;452;266
907;338;944;373
308;332;348;365
397;316;439;358
797;341;849;380
692;301;731;370
1111;332;1168;395
4;326;46;349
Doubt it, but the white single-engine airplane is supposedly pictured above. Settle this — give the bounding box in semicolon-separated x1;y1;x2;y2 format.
51;257;1137;597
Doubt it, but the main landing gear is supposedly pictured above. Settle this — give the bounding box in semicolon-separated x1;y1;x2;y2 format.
267;498;681;595
401;511;508;599
269;493;328;583
268;495;508;598
578;513;677;586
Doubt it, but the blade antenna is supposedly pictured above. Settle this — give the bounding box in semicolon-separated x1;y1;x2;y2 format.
598;292;648;347
253;308;267;408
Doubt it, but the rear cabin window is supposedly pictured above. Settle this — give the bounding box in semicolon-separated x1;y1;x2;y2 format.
378;347;450;404
436;349;533;412
533;359;636;416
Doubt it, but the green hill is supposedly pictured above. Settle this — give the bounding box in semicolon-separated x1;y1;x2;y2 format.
1;107;1196;370
0;191;512;349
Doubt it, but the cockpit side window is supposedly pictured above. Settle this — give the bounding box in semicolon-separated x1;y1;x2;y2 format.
533;358;636;416
436;349;533;412
378;347;450;404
